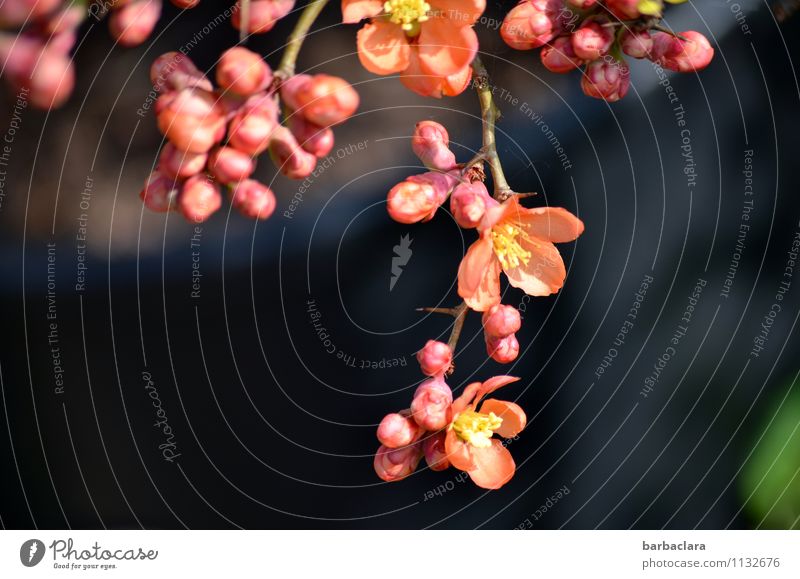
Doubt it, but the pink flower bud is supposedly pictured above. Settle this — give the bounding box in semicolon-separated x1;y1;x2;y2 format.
150;52;213;92
377;413;420;448
208;146;256;184
604;0;641;20
227;93;279;155
482;304;522;339
42;5;87;37
374;444;423;482
411;121;457;171
48;30;77;55
216;46;272;97
410;378;452;431
289;74;359;127
620;30;653;59
229;179;276;220
412;120;449;149
541;35;583;73
232;0;295;34
450;181;491;229
416;340;452;377
418;143;456;173
109;0;162;48
581;58;630;102
500;0;561;51
571;21;614;61
650;31;714;73
27;49;74;110
279;74;311;110
158;143;207;179
140;170;178;212
486;333;520;364
0;0;62;26
422;431;450;471
157;88;226;153
386;171;457;224
0;33;37;86
178;174;222;222
268;125;317;179
286;113;334;157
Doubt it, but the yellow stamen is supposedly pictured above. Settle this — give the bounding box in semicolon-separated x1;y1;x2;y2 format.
451;410;503;448
491;221;533;270
383;0;431;32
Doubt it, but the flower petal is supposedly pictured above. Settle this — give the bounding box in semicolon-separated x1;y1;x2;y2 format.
467;438;515;489
480;399;526;438
518;206;584;243
442;63;473;96
418;20;478;78
430;0;485;26
457;236;502;311
341;0;383;23
504;237;567;296
477;375;520;400
453;375;520;414
445;428;475;471
400;48;444;97
357;21;411;75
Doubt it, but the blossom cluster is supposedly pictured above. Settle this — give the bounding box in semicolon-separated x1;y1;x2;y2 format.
342;0;484;97
140;47;359;221
501;0;714;101
376;120;585;487
375;339;527;489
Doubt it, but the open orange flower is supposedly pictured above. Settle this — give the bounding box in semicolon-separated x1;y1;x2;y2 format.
457;196;584;311
342;0;483;96
445;375;526;489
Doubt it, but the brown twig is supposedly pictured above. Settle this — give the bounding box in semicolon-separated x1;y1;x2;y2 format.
417;302;470;362
471;56;513;202
275;0;330;80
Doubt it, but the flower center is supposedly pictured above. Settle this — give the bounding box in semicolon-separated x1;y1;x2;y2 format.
491;222;532;270
452;410;502;448
384;0;430;32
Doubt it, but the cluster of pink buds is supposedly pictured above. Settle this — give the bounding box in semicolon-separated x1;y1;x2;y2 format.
500;0;714;102
375;339;527;489
0;1;84;109
374;340;453;482
387;120;489;225
140;47;359;222
107;0;163;48
483;304;522;364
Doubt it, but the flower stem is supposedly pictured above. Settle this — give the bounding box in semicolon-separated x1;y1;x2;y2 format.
650;23;689;42
447;302;469;351
417;302;470;353
276;0;330;79
471;56;513;202
239;0;251;43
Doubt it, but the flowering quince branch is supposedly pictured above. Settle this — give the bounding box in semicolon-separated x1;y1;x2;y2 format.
500;0;715;101
377;46;587;487
138;0;360;222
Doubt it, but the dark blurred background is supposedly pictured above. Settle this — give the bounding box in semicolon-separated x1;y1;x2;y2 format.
1;0;799;529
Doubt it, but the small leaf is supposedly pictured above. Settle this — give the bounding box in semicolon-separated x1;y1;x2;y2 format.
740;379;800;529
